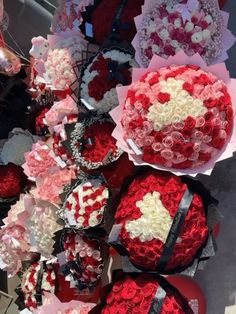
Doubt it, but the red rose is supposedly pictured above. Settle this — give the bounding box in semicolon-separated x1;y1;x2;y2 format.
226;106;234;121
140;72;150;82
211;126;220;137
185;116;196;129
193;74;213;85
182;128;193;138
198;152;212;162
201;121;213;134
204;111;214;121
183;142;194;157
198;20;209;29
211;137;225;149
183;82;194;94
148;73;160;85
204;98;218;108
191;16;198;24
157;92;170;104
225;121;233;135
164;45;175;56
120;286;136;300
172;140;184;153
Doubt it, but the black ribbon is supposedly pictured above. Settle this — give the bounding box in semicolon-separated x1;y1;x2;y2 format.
34;262;45;305
148;284;166;314
156;188;193;271
78;137;94;152
111;0;129;33
107;60;130;84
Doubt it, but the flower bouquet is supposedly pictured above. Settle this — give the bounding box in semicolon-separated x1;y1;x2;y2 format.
15;262;56;310
62;115;123;170
90;272;194;314
59;174;109;230
132;0;235;67
110;51;236;175
109;169;217;274
57;229;104;293
80;47;137;114
80;0;144;44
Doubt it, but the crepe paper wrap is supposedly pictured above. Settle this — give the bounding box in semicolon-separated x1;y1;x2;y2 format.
0;129;36;166
31;167;77;205
62;115;123;170
30;31;88;92
58;173;109;230
110;51;236;176
15;262;56;311
15;196;62;260
51;0;94;34
45;95;78;128
33;292;95;314
0;222;32;277
57;229;104;293
89;272;193;314
132;0;235;67
80;47;137;114
80;0;144;45
108;168;218;275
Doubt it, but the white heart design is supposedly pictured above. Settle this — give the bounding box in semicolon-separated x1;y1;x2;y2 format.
147;78;207;131
125;191;173;243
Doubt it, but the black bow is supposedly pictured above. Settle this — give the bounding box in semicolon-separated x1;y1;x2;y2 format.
107;60;130;85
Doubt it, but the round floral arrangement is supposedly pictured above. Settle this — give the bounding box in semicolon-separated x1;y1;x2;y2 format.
0;163;27;200
44;35;87;90
62;230;104;290
61;178;109;229
135;0;225;66
69;118;123;169
20;262;56;309
80;49;136;114
97;274;192;314
114;171;208;271
121;64;233;170
81;0;144;44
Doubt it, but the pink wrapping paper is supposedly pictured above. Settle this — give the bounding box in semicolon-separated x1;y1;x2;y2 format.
110;51;236;176
132;0;235;67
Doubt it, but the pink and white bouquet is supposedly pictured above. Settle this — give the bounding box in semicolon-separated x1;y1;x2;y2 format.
110;51;236;175
133;0;235;67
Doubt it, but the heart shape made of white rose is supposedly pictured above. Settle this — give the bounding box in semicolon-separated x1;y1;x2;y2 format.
147;78;207;131
125;191;173;243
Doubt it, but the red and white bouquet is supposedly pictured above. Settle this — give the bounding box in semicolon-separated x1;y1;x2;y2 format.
80;48;136;114
60;230;104;291
114;170;209;272
60;176;109;229
110;52;236;175
133;0;235;67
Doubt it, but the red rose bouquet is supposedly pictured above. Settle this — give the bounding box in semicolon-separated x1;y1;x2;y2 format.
80;48;136;114
110;51;236;175
64;116;123;169
112;170;214;273
59;174;109;229
90;273;194;314
80;0;144;44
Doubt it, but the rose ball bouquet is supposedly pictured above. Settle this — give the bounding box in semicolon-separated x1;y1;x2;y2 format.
90;273;194;314
63;115;123;170
110;52;236;175
111;169;216;273
59;174;109;230
80;48;137;114
80;0;144;44
58;229;104;292
133;0;235;67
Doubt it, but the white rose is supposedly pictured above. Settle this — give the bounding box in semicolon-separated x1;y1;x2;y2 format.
204;14;213;24
191;32;203;43
162;17;168;25
152;45;160;53
202;29;211;40
170;40;178;48
159;29;169;40
166;5;174;12
185;22;194;32
174;18;181;28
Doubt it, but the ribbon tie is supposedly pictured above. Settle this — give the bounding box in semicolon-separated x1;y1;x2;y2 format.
107;60;130;85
